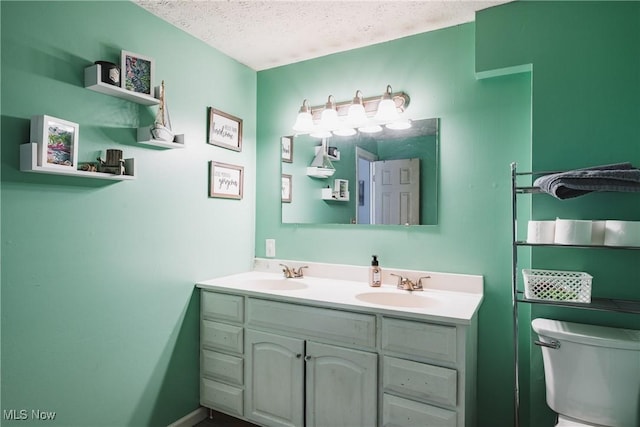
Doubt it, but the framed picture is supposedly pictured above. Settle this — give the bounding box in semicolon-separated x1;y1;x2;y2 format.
208;108;243;152
209;161;244;199
281;136;293;163
281;174;292;203
30;115;79;170
121;50;154;95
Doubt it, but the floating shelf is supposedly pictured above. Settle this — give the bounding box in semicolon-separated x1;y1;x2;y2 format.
306;167;335;178
84;64;159;106
136;127;185;149
321;188;349;201
20;143;135;180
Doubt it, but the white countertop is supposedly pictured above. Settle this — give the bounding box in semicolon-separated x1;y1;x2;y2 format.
196;259;483;325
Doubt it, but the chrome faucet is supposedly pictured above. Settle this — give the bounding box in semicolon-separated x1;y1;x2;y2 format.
280;264;308;278
390;274;430;291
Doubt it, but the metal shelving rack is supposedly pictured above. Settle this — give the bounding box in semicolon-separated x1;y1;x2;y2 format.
510;162;640;427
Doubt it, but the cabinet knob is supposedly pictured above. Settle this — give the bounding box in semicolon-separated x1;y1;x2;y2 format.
304;355;312;361
296;353;302;358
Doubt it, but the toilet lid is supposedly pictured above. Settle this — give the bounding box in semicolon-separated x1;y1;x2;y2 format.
556;415;595;426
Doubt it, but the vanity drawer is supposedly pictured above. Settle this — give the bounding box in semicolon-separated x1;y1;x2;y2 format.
382;317;457;363
202;320;244;354
202;291;244;323
247;298;376;348
383;356;457;407
201;378;243;417
383;393;456;427
202;349;243;386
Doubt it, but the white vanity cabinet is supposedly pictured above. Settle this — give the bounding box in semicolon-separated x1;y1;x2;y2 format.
305;341;377;427
245;329;304;427
200;292;245;417
245;330;377;427
199;285;478;427
380;317;474;427
245;298;378;427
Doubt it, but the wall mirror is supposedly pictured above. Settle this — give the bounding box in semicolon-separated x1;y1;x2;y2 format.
281;118;439;225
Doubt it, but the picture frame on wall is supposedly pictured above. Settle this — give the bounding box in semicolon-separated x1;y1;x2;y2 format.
121;50;154;95
281;136;293;163
208;108;243;152
282;174;292;203
209;161;244;199
30;115;79;170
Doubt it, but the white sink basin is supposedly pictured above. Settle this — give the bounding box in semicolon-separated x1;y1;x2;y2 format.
355;292;432;308
236;278;308;291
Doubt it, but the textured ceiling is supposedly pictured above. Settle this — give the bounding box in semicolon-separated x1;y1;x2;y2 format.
134;0;512;71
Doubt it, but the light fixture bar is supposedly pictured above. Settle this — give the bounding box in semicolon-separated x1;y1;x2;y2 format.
306;91;410;122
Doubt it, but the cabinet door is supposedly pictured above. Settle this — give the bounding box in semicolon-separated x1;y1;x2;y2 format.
245;329;304;427
306;341;377;427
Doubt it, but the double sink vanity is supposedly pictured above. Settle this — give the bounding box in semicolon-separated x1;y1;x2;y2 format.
196;258;483;427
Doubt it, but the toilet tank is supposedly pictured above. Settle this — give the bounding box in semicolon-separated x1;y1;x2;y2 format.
532;318;640;427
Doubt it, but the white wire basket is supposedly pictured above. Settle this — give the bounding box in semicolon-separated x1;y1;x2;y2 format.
523;269;592;303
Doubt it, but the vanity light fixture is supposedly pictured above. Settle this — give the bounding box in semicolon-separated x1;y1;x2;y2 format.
332;126;357;137
292;85;410;138
333;105;359;136
374;85;401;123
320;95;339;129
311;95;339;138
292;99;314;133
332;90;366;136
386;119;412;130
358;123;384;134
346;90;368;127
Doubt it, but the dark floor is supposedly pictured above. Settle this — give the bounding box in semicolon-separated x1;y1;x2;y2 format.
194;411;258;427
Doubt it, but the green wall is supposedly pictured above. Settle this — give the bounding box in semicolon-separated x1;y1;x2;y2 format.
257;2;639;427
477;2;640;426
256;22;532;427
1;1;256;426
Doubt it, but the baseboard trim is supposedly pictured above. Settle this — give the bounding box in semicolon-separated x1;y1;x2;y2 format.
167;407;208;427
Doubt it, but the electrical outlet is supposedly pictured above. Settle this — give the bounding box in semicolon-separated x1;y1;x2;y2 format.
265;239;276;257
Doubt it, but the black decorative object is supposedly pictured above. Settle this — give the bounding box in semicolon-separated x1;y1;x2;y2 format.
94;61;120;86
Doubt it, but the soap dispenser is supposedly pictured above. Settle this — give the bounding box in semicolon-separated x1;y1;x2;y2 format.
369;255;382;287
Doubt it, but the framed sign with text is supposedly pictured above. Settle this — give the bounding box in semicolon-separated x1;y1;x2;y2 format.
208;108;243;152
209;161;244;199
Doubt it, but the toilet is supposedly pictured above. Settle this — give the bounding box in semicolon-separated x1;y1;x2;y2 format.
531;318;640;427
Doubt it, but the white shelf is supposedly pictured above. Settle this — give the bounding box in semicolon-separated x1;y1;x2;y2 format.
306;167;335;178
136;127;185;149
321;188;350;201
20;143;135;180
84;64;159;106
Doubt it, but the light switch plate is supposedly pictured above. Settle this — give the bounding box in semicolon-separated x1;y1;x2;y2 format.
265;239;276;257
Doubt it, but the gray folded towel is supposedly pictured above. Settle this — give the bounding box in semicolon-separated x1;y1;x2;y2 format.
534;162;640;199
